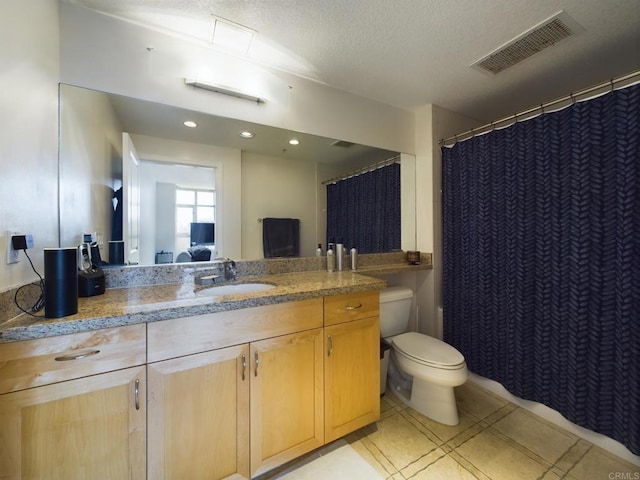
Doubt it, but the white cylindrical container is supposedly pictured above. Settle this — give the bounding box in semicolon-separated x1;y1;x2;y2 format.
350;247;358;270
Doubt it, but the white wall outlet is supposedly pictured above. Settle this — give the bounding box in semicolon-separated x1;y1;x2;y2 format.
6;230;19;265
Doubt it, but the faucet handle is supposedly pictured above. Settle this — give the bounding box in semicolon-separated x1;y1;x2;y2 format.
195;274;219;286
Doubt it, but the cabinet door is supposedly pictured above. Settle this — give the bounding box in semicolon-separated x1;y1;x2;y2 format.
250;328;324;477
325;317;380;442
148;344;250;480
0;366;146;480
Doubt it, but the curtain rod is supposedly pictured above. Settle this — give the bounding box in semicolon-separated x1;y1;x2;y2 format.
321;155;401;185
440;69;640;147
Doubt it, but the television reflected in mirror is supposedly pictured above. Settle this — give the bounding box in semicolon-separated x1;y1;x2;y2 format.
190;222;215;246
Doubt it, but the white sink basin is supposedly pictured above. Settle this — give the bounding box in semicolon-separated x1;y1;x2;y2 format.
196;283;276;297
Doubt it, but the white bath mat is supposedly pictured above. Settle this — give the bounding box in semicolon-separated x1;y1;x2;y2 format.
274;440;384;480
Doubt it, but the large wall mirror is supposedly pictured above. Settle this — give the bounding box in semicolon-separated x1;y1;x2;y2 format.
59;83;415;265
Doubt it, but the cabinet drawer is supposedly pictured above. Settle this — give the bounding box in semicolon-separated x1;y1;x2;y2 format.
148;298;324;362
0;324;146;394
324;290;379;326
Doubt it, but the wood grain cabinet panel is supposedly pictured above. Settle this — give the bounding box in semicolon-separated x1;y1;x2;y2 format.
148;344;250;480
0;324;146;394
0;366;146;480
324;316;380;442
324;290;380;326
250;328;325;478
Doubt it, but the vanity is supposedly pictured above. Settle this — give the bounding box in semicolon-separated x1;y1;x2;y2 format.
0;269;386;479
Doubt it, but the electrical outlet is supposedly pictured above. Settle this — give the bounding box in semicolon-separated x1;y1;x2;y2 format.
6;230;19;264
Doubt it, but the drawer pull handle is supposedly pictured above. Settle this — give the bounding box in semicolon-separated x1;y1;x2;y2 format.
345;303;363;311
254;351;259;377
134;379;140;410
241;354;247;381
328;335;333;357
54;349;101;361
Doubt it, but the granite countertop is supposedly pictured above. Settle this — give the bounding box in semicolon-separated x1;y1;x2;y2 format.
0;270;387;343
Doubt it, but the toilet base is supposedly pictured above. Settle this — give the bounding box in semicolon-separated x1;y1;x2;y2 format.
389;376;460;426
408;378;460;426
387;354;464;426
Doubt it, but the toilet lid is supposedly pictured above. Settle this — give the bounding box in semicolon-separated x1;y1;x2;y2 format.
391;332;465;368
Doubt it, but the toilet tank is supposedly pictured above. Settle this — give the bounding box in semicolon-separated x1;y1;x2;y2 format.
379;287;414;338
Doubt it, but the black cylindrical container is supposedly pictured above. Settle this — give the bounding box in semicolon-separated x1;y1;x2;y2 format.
109;240;125;265
44;247;78;318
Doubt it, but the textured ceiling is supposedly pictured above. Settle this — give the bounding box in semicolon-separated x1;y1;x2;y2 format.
67;0;640;122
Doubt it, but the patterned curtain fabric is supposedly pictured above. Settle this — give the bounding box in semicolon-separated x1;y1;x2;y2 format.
326;163;401;253
442;84;639;455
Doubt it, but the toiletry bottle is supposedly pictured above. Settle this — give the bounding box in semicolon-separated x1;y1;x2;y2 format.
336;242;344;271
316;243;323;256
350;247;358;270
326;246;335;272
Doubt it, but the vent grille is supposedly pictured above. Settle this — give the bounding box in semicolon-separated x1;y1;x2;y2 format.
331;140;355;148
473;12;581;74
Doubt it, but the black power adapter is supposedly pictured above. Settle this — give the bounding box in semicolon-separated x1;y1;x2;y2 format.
12;234;34;250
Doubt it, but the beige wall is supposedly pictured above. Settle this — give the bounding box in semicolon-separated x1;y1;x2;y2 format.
59;86;123;250
413;104;481;338
0;0;59;292
241;152;318;259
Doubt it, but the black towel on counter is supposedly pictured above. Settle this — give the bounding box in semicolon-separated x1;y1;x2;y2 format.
262;218;300;258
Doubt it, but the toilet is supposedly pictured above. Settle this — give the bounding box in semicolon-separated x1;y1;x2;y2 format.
380;286;467;425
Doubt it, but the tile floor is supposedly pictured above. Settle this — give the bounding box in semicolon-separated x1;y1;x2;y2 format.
262;381;639;480
345;381;640;479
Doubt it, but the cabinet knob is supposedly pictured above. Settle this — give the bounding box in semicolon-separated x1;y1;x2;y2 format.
328;335;333;357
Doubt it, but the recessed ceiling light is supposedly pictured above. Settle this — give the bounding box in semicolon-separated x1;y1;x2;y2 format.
239;130;255;138
289;138;300;145
184;120;197;128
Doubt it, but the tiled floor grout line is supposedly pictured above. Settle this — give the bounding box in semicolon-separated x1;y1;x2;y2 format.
400;449;450;480
357;419;401;478
558;443;593;480
487;419;556;470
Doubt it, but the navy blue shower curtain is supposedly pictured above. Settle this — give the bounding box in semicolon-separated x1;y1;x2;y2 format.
442;84;639;455
326;163;401;253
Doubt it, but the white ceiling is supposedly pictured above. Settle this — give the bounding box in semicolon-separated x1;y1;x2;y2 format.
66;0;639;123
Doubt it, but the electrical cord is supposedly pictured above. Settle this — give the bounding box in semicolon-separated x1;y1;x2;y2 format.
14;249;45;317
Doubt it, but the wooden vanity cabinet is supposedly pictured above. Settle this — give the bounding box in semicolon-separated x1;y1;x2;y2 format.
147;298;325;480
324;290;381;442
250;328;324;477
0;325;147;480
147;344;251;480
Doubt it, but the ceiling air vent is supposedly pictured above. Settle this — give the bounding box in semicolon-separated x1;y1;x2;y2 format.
472;11;583;75
331;140;355;148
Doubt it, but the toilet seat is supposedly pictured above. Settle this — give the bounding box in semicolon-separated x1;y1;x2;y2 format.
390;332;465;370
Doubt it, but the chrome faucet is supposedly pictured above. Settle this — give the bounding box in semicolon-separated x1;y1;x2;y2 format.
217;257;237;281
195;258;237;285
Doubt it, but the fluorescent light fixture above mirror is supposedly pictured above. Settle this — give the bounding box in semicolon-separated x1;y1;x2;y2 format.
185;78;265;104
